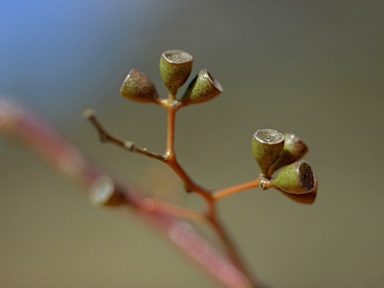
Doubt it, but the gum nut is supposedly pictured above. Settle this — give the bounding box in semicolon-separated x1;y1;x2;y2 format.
272;161;314;194
180;69;223;106
160;50;193;95
269;133;308;174
120;69;159;103
280;175;318;204
251;129;284;176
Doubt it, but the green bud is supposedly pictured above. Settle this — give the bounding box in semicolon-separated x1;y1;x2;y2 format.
280;175;318;204
160;50;193;95
268;133;308;175
272;161;314;194
120;69;159;103
251;129;284;176
180;69;223;106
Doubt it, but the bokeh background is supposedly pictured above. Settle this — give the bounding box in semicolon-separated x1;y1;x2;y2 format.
1;1;384;287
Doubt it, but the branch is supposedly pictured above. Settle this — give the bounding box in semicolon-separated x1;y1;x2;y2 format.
0;98;258;288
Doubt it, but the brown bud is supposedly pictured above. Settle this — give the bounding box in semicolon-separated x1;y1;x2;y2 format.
268;133;308;175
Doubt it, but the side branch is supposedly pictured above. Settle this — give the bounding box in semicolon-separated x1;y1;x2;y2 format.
82;109;166;162
212;179;263;201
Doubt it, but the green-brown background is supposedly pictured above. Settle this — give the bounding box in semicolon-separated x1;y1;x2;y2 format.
1;1;383;287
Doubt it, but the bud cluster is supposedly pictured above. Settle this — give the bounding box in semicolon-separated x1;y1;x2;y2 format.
120;49;223;106
252;129;317;204
118;50;317;204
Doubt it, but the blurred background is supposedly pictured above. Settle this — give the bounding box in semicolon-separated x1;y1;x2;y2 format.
1;1;384;287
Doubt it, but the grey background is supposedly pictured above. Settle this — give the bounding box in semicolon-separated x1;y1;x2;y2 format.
1;1;383;287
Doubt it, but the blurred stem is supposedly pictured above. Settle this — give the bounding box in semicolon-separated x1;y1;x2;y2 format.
208;215;257;286
142;198;206;222
0;98;259;288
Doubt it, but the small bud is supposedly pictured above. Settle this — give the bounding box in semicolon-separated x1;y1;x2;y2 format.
272;161;314;195
251;129;284;177
89;176;125;207
180;69;223;106
268;133;308;175
120;69;159;103
280;175;318;204
160;50;193;95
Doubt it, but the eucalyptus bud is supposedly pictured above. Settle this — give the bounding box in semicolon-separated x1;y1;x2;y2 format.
251;129;284;177
268;133;308;175
120;69;159;103
272;161;314;194
160;50;193;95
180;69;223;106
280;175;318;204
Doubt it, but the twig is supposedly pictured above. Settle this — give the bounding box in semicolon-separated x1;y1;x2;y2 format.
83;98;261;286
82;109;166;162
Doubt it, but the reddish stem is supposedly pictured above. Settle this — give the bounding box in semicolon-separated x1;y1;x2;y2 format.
0;99;259;288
